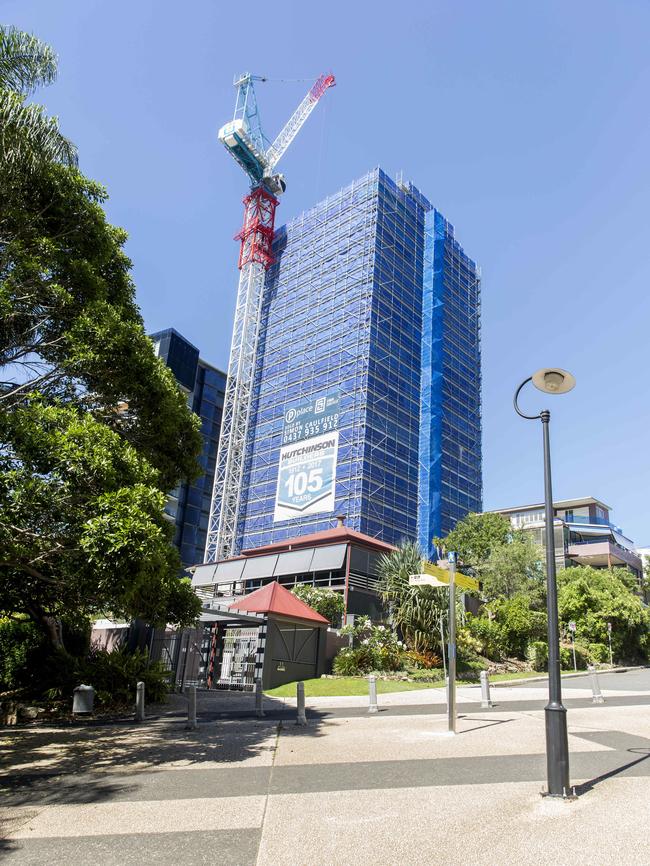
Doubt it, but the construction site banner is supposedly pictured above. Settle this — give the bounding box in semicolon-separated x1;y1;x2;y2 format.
274;392;339;521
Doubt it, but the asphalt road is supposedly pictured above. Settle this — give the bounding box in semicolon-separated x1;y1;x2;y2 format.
510;667;650;692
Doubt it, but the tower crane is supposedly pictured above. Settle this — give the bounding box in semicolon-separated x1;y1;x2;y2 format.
205;72;335;563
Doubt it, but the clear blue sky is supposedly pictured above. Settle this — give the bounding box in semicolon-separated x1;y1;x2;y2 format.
6;0;650;544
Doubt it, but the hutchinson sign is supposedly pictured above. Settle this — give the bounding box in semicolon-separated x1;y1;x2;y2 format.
274;392;339;522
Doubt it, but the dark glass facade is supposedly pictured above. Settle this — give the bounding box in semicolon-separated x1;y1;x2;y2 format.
235;169;482;557
151;328;227;566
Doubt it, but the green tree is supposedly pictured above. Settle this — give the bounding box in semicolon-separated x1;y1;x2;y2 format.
1;163;200;489
0;25;76;175
434;512;511;569
378;540;449;653
290;584;344;626
492;594;547;658
1;160;203;648
478;533;545;603
558;566;649;661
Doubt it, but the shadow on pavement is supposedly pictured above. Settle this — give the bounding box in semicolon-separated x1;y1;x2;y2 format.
0;691;329;808
571;729;650;796
457;717;516;735
574;749;650;796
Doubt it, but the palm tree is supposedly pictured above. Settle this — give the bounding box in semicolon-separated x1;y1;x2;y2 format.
377;540;449;654
0;25;76;173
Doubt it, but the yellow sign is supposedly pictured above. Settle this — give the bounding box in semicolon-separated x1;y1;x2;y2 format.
411;560;480;593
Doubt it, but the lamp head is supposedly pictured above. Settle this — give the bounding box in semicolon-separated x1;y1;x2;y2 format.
531;368;576;395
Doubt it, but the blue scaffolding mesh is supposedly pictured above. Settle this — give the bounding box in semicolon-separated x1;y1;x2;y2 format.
236;168;482;553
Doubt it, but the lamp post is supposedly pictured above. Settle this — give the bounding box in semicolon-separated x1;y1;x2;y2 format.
514;367;576;798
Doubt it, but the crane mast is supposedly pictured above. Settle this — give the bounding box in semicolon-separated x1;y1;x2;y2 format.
205;73;335;563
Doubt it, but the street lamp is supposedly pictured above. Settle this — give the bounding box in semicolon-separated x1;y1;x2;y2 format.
514;367;576;798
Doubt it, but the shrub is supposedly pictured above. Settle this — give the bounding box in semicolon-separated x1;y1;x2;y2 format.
407;668;444;682
332;647;374;676
290;585;344;626
456;657;486;680
456;627;482;663
465;615;506;661
0;616;91;695
79;648;170;707
588;643;609;664
558;566;650;661
560;643;589;671
494;595;546;658
335;617;406;674
528;641;548;672
0;618;46;692
404;649;442;670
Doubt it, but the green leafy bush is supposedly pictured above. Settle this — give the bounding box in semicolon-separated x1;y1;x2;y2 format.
0;617;45;692
335;617;406;674
465;615;506;660
80;648;170;707
528;640;548;672
456;627;483;663
560;643;589;671
290;584;344;626
332;647;374;676
407;668;444;682
493;595;546;658
588;643;609;664
0;615;91;694
558;567;650;661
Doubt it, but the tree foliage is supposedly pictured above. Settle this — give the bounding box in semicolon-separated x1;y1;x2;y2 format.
378;540;450;653
1;163;201;489
558;567;649;660
478;533;545;603
0;25;76;175
434;511;511;568
290;584;344;626
1;79;203;648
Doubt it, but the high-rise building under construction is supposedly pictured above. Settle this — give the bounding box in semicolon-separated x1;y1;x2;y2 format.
231;168;482;558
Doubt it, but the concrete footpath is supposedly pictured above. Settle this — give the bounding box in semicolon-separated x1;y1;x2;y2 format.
1;669;649;865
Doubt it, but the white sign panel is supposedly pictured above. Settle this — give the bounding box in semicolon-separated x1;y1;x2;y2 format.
274;430;338;521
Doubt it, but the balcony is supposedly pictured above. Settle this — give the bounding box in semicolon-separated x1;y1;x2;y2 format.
563;514;622;533
566;540;642;572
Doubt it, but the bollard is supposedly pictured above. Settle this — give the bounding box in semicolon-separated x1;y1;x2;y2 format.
255;678;265;718
186;684;198;730
135;680;145;722
296;681;307;726
368;675;378;714
480;671;493;708
588;665;605;704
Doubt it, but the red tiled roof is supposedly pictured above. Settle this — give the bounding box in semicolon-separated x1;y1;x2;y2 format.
228;581;330;624
240;526;396;556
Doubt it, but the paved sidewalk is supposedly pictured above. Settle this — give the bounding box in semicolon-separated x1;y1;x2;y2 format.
1;670;648;865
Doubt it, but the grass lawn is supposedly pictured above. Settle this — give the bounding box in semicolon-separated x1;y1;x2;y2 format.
490;670;578;683
265;677;445;698
265;669;581;698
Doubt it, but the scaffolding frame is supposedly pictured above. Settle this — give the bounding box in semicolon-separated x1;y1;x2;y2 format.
215;168;482;556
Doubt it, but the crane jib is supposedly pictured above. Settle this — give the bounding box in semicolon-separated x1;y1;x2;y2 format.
205;71;335;562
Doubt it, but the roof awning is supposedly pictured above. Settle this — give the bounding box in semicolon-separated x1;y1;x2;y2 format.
199;606;265;625
194;544;348;588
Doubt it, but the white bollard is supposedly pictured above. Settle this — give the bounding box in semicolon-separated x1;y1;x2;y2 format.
255;678;265;718
186;684;198;730
480;671;493;708
368;675;378;714
135;681;145;722
296;681;307;726
588;665;605;704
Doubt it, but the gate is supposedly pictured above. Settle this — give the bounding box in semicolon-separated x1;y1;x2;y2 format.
216;627;260;691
